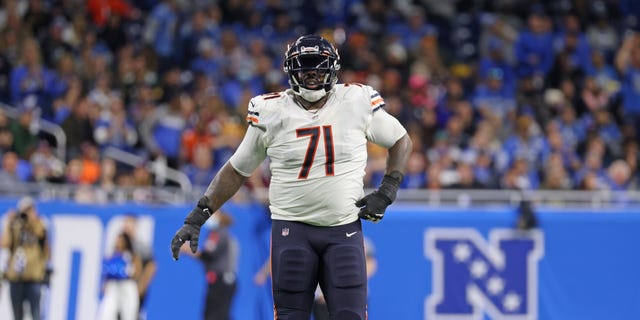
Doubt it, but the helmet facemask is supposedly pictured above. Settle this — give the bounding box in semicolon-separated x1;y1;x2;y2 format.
284;36;340;102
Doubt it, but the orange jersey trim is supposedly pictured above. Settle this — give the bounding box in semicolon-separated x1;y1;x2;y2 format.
371;98;384;106
246;115;259;124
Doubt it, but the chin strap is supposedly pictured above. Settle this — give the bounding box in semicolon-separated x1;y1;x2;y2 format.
296;87;327;102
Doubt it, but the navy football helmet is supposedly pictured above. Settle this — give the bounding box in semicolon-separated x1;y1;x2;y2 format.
283;35;341;96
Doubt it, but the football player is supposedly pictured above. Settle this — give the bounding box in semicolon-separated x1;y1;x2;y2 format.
171;34;412;320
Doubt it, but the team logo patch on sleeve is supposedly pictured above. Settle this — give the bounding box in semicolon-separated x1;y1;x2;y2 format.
370;92;385;112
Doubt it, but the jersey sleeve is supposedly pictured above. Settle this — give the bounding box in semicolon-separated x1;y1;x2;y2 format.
228;99;268;177
244;99;266;130
364;87;407;148
369;88;386;113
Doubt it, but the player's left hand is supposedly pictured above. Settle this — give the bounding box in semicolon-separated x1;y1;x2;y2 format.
356;171;403;223
356;191;392;222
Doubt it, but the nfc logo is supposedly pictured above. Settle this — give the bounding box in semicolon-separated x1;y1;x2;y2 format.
425;228;544;320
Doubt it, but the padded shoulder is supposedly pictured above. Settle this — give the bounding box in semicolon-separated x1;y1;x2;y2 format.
246;91;287;127
333;83;386;113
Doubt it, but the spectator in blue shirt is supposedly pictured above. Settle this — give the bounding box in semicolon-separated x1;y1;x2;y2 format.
261;11;297;58
9;38;56;118
615;33;640;137
553;105;587;149
98;232;142;320
543;125;582;175
189;38;222;82
502;114;549;173
318;0;360;28
500;157;540;190
143;0;180;71
550;32;591;81
177;10;221;69
478;38;517;93
573;145;608;187
48;52;77;108
472;68;516;134
587;50;620;96
232;10;266;45
401;152;427;189
435;77;466;129
462;121;501;188
553;14;592;73
388;8;437;54
588;109;623;158
514;10;554;79
0;151;31;184
586;5;619;61
602;159;633;191
471;149;499;189
620;0;640;28
139;90;189;169
181;143;218;187
93;96;139;152
540;152;573;190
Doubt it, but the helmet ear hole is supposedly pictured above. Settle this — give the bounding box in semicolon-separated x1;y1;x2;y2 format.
284;35;340;92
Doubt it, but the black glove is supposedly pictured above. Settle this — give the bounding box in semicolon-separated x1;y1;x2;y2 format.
356;171;403;222
171;196;212;260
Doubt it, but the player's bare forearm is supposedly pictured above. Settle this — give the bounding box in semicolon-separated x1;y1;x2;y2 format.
203;162;248;212
357;134;410;222
386;133;412;174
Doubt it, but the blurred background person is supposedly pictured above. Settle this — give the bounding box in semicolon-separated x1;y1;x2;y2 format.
0;196;50;320
121;214;157;320
180;210;238;320
97;231;141;320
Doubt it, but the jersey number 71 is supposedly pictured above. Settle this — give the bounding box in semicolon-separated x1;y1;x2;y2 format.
296;125;335;179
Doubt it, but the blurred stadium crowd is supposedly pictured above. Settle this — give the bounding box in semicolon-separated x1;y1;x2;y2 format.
1;0;640;203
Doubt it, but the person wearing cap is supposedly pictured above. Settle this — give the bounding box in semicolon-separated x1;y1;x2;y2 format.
0;196;51;320
472;67;516;136
9;95;41;159
479;37;517;92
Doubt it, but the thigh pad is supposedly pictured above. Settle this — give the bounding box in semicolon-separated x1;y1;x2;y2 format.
275;247;317;292
327;245;366;288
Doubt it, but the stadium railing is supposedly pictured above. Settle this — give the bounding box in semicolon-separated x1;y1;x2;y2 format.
1;180;639;208
1;103;192;191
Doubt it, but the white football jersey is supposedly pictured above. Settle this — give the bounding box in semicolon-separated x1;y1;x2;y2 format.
229;84;406;226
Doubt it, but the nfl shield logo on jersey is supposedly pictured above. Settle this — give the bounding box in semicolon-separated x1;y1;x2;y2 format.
425;228;544;320
281;227;290;237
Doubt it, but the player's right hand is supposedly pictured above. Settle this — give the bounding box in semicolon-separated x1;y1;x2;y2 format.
170;224;201;260
170;196;212;260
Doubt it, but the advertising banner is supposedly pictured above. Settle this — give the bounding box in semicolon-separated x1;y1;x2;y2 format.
0;198;638;320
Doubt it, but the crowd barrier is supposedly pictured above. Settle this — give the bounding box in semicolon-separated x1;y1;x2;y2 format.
0;198;638;320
